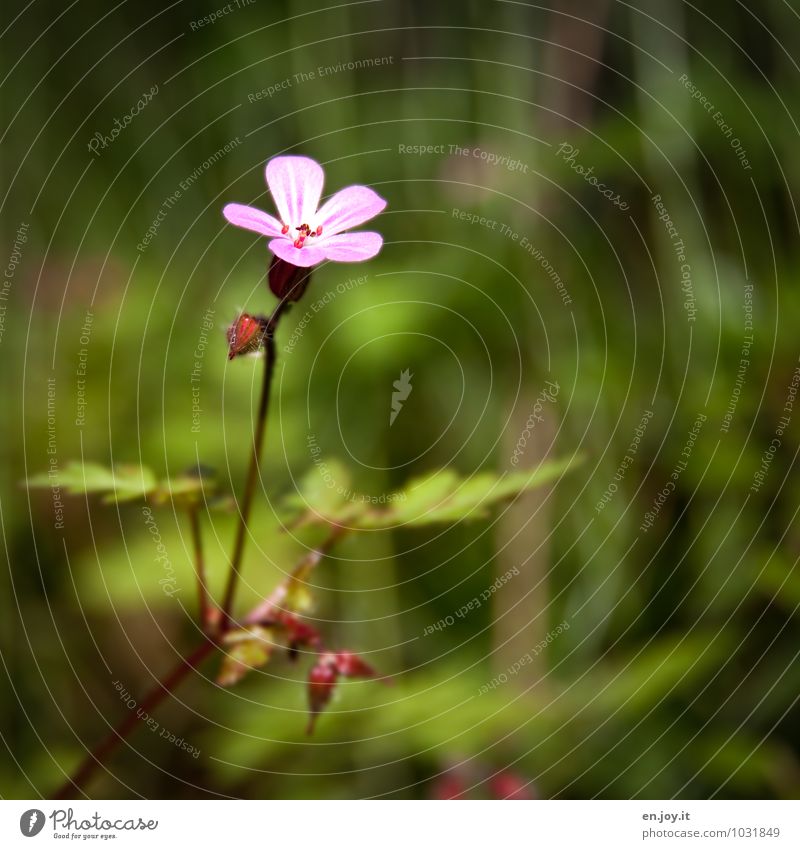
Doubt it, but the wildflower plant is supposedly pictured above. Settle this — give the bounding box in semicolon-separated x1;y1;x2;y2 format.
28;155;578;798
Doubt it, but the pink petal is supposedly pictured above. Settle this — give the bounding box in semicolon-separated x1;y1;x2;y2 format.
314;186;387;237
319;231;383;262
265;156;324;227
268;237;327;267
223;203;283;237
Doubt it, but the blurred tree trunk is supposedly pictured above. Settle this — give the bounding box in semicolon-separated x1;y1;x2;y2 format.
492;0;609;684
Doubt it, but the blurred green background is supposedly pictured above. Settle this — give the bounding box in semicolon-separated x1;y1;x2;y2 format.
3;0;800;799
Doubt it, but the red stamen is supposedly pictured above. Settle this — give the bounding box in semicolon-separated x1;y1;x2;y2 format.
293;237;305;249
315;225;323;236
281;223;289;235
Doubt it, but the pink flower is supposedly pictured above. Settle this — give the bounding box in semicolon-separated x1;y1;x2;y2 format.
223;155;387;268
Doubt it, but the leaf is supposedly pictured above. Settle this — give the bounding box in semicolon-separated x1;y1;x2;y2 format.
276;456;582;530
353;455;582;529
103;465;159;503
26;461;157;503
280;459;368;526
25;460;228;507
152;469;218;507
217;626;275;687
284;459;351;511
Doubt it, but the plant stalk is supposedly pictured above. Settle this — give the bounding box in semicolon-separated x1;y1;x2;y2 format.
51;639;216;799
220;302;287;630
188;506;212;630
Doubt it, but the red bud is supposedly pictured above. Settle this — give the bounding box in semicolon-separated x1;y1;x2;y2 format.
306;655;338;734
276;611;321;661
431;773;467;800
334;650;376;679
268;256;312;302
226;313;266;359
490;771;535;800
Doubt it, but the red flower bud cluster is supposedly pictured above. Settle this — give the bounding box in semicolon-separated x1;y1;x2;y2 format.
430;765;536;800
273;610;322;662
306;650;378;734
489;771;535;800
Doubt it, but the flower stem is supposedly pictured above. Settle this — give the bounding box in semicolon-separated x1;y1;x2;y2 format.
51;639;216;800
244;525;348;625
52;527;344;798
220;301;287;631
188;506;212;631
53;300;291;798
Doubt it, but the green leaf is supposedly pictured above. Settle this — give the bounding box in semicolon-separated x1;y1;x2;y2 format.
278;457;582;531
26;461;157;503
153;469;218;507
280;459;366;526
217;626;275;687
354;455;582;529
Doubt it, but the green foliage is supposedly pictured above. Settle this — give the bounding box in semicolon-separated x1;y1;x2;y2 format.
25;462;226;508
27;462;158;503
282;455;582;529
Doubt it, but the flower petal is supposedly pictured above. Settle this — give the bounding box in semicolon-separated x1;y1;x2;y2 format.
319;231;383;262
265;156;324;227
223;203;283;237
268;237;327;268
314;186;387;237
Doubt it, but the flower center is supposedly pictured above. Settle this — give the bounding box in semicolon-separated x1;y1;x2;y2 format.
288;222;323;249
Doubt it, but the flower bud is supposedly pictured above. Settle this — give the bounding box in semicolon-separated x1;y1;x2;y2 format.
431;772;466;800
306;654;338;734
275;611;321;661
226;313;267;359
490;771;535;800
334;650;376;678
268;255;312;302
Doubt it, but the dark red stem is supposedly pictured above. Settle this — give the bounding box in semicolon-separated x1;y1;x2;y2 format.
51;639;216;799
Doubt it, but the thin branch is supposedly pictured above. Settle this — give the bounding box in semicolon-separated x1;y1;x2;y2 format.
220;302;287;631
188;506;212;631
51;639;216;800
244;525;348;625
